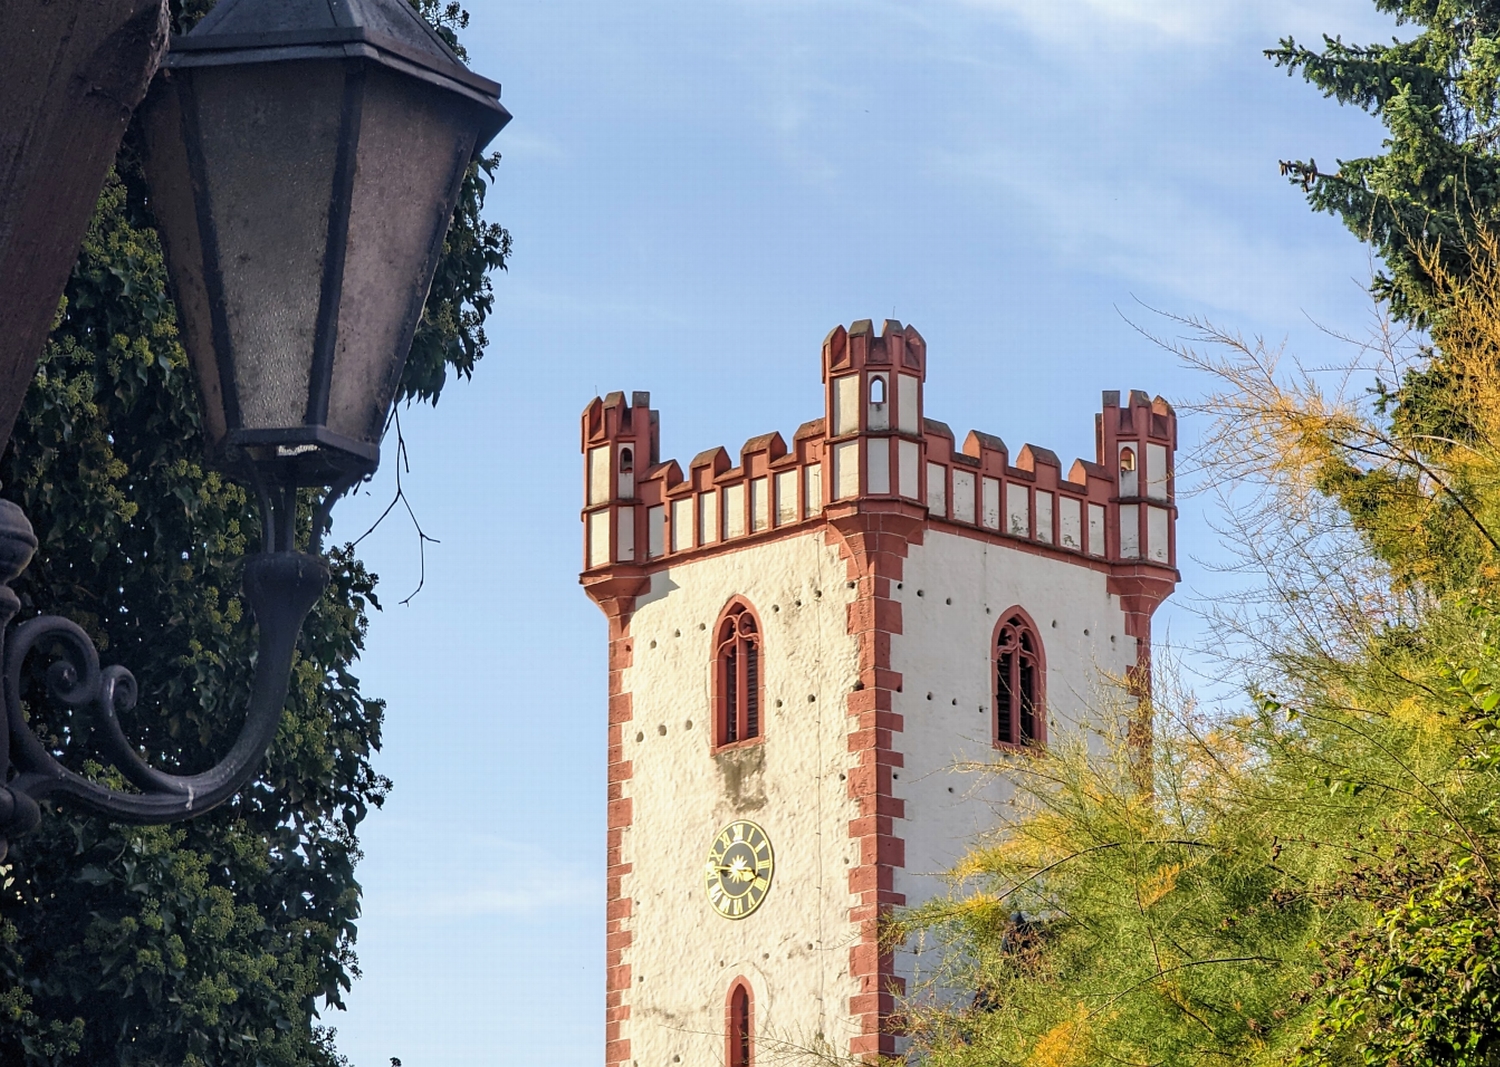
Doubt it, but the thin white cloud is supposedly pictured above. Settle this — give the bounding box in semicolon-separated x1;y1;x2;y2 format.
369;880;597;920
951;0;1399;48
957;0;1225;43
358;833;600;921
929;144;1367;323
493;124;568;164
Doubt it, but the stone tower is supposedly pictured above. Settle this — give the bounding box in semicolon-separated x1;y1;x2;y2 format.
580;320;1177;1065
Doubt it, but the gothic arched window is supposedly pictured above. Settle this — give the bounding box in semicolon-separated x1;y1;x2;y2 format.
994;610;1044;747
715;600;763;748
726;979;754;1067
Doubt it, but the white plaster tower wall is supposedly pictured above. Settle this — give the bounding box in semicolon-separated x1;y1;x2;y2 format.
889;530;1143;994
618;533;867;1064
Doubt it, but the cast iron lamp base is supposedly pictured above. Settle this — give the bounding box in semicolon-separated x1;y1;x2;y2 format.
0;497;327;861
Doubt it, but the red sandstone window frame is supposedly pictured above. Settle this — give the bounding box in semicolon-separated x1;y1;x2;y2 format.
714;598;764;750
726;977;754;1067
993;607;1045;749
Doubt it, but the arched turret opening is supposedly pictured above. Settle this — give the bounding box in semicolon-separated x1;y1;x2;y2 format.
618;446;634;497
868;372;890;430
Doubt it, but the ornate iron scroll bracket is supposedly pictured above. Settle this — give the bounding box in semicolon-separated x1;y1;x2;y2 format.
0;498;328;861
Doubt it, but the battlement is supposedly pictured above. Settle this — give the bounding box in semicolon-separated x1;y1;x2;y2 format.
579;319;1177;577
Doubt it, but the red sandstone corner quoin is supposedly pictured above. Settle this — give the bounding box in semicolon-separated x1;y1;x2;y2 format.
580;319;1179;1064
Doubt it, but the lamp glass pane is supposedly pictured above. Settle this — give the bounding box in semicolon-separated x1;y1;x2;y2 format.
327;68;475;444
192;60;344;431
140;84;229;447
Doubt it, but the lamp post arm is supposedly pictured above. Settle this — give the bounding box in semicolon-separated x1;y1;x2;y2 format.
0;552;327;853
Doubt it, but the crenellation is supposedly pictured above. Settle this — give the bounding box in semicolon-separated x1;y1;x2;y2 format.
644;459;681;485
691;447;731;479
741;431;786;458
921;417;953;441
583;320;1176;575
962;429;1007;461
1016;443;1060;472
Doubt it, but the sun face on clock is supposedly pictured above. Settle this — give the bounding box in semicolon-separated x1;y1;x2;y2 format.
704;820;774;920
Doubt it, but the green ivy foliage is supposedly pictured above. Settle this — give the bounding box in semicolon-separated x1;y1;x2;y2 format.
0;1;509;1061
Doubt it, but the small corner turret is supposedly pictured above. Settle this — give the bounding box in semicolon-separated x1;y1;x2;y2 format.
581;390;659;574
821;320;927;505
1095;389;1179;676
1097;389;1176;565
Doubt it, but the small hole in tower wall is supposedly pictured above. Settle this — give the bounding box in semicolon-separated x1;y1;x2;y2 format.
951;699;957;706
814;589;822;598
657;724;667;736
794;599;802;607
917;589;925;597
846;581;855;589
948;787;954;793
776;699;783;707
698;622;706;630
674;629;681;637
773;604;780;612
649;640;656;649
808;694;816;703
945;597;952;605
1051;620;1057;628
1084;628;1090;636
635;732;644;742
926;692;932;700
685;720;693;730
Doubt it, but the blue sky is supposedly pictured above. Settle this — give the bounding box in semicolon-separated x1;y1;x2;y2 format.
326;1;1403;1062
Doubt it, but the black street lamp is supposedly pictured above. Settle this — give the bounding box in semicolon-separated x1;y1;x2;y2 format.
0;0;509;860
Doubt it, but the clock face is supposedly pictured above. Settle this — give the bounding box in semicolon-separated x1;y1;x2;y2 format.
704;820;774;920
